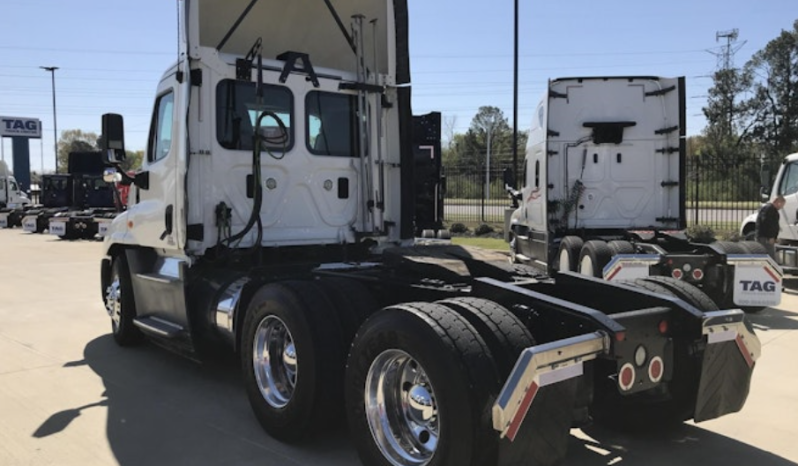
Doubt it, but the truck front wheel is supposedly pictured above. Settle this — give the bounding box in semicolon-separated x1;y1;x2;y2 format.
106;254;143;346
346;303;500;466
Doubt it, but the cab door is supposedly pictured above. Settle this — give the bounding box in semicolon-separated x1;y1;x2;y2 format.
126;76;180;249
776;160;798;241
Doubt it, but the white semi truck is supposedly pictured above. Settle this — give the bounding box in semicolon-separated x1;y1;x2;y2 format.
99;2;761;466
740;151;798;274
0;172;32;228
507;76;781;313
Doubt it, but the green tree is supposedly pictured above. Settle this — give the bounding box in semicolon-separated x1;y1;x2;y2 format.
56;129;99;173
743;19;798;163
447;106;528;169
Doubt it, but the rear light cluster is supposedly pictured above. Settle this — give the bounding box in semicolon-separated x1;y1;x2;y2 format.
670;266;704;281
618;340;667;391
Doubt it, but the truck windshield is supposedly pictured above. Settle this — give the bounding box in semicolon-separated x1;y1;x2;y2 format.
779;162;798;196
306;91;358;157
216;80;293;152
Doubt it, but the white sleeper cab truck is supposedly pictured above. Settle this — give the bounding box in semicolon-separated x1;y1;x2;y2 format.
100;4;761;466
740;152;798;274
0;174;32;228
507;76;781;313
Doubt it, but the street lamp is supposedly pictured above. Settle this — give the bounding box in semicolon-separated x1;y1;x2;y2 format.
40;66;59;173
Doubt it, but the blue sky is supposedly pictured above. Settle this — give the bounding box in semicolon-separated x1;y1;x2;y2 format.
0;0;794;173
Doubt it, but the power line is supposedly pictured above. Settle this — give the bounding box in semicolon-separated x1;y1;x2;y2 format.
0;45;173;56
413;47;724;59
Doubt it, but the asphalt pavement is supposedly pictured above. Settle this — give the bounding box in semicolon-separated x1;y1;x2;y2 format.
0;229;796;466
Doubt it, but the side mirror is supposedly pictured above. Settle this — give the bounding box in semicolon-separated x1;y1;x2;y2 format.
101;113;127;164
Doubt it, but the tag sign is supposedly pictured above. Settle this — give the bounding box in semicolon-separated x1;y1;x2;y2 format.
733;263;781;307
49;221;67;237
0;117;42;138
22;217;37;233
98;222;110;237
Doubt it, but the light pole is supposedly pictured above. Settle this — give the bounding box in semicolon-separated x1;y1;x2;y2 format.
40;66;59;173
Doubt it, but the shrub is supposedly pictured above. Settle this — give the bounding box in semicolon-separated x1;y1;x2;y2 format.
685;224;716;243
475;223;495;236
449;223;468;234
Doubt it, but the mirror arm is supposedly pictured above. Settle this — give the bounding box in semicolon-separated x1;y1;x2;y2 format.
117;170;136;186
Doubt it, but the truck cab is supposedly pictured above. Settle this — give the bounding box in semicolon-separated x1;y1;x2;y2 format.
508;76;780;311
20;174;72;234
103;0;410;256
0;175;32;228
741;152;798;273
0;175;30;209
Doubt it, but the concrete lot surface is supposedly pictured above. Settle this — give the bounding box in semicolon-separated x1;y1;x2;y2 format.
1;229;796;466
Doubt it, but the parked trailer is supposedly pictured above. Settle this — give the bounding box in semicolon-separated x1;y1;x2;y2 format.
98;2;760;466
507;76;781;313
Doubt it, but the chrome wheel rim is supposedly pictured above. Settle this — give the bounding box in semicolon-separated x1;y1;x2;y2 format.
253;316;297;409
105;274;122;332
580;255;595;276
365;349;439;466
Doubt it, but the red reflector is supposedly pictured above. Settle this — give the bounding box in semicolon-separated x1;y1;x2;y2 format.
693;269;704;280
671;269;683;279
619;363;635;391
658;320;668;334
615;331;626;342
648;357;664;383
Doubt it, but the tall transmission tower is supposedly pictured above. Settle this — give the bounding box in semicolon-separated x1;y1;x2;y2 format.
711;29;746;71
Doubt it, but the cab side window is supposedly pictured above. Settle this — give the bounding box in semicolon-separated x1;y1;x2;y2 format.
9;179;18;192
779;162;798;196
306;91;358;157
148;91;175;163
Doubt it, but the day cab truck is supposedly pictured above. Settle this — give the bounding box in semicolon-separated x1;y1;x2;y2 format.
0;173;32;228
47;152;118;239
99;2;761;466
740;152;798;274
506;76;781;313
20;174;72;234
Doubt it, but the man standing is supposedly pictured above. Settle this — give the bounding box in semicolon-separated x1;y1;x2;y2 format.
755;195;786;260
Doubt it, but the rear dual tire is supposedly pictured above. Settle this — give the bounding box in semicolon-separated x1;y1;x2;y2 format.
578;240;613;278
241;281;348;442
346;302;502;466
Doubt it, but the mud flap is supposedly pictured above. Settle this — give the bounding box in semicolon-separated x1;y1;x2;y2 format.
694;310;760;422
497;379;578;466
492;332;608;466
